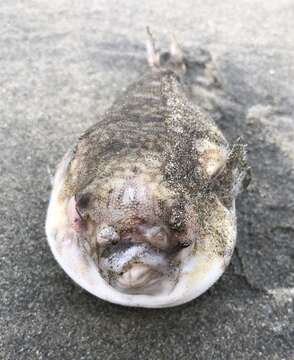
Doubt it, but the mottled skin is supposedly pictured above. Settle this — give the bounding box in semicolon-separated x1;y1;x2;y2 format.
47;38;250;303
63;69;248;244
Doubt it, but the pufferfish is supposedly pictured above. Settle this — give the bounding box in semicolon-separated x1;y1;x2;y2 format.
46;30;250;308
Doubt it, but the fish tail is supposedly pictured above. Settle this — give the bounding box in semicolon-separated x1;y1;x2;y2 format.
146;27;186;75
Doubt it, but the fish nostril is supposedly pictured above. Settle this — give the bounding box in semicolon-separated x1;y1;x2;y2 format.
150;232;169;250
97;226;120;245
137;225;170;250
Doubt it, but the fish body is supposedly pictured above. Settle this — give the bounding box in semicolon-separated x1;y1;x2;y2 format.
46;33;250;308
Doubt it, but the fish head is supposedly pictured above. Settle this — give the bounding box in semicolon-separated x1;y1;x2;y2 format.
66;163;199;294
64;140;250;297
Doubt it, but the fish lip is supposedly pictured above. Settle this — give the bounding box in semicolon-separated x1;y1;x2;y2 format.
97;240;177;292
116;264;163;290
99;239;169;272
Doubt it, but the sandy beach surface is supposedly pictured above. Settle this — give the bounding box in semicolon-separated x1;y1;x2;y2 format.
0;1;293;359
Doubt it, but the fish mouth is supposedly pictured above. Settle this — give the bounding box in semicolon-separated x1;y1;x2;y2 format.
98;240;179;295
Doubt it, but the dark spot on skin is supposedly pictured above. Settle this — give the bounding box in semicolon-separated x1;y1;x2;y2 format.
106;189;114;208
160;52;172;63
131;165;139;174
178;239;192;248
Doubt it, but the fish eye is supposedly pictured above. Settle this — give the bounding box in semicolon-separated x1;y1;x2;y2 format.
75;192;92;210
74;192;93;219
67;196;88;232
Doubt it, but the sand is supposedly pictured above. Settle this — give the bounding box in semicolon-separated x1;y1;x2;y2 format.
0;1;293;359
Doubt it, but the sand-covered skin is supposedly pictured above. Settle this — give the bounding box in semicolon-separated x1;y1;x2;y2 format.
0;1;293;359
